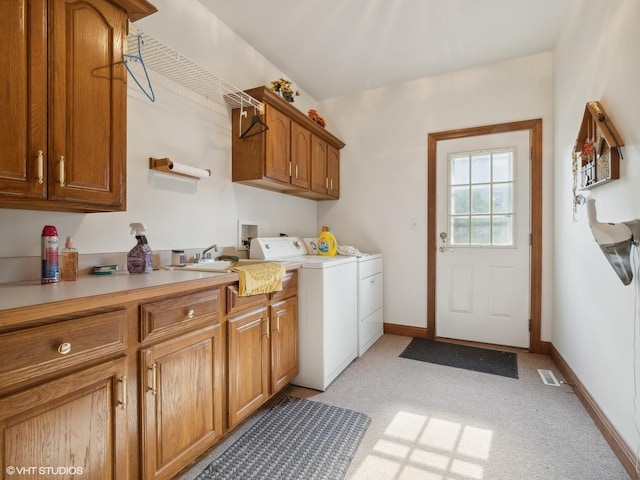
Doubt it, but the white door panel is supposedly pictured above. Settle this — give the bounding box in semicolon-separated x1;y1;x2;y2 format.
436;131;530;348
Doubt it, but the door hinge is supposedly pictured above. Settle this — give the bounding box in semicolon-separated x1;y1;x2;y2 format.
529;319;532;332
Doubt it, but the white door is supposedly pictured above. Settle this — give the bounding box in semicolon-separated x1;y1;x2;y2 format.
435;131;530;348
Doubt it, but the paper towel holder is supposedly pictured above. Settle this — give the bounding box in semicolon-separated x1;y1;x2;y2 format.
149;157;211;179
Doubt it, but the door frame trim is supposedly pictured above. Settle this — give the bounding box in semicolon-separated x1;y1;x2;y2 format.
427;119;543;353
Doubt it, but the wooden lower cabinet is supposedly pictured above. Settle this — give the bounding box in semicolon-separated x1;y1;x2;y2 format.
227;306;270;428
140;324;223;480
0;273;299;480
270;296;299;393
0;357;128;479
227;273;300;428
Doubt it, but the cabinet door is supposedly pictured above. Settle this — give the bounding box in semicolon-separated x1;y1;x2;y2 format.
290;121;311;189
0;357;128;480
228;306;269;428
0;0;47;199
270;296;299;394
48;0;127;210
310;134;328;194
140;325;223;480
264;106;291;184
327;144;340;198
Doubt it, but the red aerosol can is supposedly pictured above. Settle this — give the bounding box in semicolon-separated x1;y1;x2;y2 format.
41;225;59;284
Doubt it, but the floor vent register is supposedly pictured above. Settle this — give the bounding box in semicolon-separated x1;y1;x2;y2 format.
537;368;561;386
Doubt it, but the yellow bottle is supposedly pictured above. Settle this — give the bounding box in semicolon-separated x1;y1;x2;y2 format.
317;226;337;256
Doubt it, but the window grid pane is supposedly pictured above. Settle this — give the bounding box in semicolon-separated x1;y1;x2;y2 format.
448;148;516;247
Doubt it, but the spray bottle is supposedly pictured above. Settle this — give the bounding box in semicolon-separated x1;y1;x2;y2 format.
127;223;153;273
41;225;59;284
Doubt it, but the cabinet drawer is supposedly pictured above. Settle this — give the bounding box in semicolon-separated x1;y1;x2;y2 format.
270;270;298;302
226;285;267;315
0;309;126;392
140;289;220;342
359;257;383;279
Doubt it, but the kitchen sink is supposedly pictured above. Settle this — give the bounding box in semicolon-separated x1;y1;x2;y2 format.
179;259;268;273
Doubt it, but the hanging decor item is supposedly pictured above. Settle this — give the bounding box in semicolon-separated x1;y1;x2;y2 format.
269;77;300;103
571;101;624;219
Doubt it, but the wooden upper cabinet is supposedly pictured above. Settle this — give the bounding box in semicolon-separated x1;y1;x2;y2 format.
0;0;47;200
264;106;291;184
310;135;340;199
231;86;344;200
327;144;340;198
0;0;156;213
291;121;311;189
310;135;328;195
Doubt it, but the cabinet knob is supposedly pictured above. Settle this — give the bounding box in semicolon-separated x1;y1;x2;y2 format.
187;309;195;319
57;342;72;355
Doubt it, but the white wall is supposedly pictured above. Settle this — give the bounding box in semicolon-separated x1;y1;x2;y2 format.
553;0;640;456
0;0;319;261
316;53;555;338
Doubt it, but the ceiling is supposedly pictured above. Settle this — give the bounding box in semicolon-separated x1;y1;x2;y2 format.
199;0;575;101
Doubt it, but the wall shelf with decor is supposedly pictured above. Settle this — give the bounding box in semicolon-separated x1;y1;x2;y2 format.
573;101;624;190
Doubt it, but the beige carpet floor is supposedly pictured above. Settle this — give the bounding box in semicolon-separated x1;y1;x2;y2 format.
181;334;632;480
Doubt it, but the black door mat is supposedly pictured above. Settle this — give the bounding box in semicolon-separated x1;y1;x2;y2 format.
399;337;518;379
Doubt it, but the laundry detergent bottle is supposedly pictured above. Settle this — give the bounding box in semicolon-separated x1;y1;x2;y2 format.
317;226;337;256
127;223;153;273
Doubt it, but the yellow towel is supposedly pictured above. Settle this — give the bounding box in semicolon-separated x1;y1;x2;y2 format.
231;262;286;296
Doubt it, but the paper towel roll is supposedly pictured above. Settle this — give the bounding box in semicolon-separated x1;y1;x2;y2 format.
149;158;211;179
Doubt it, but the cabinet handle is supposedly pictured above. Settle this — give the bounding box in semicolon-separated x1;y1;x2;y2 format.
118;375;127;410
295;164;299;179
37;150;44;184
59;155;65;187
276;313;281;333
187;309;195;319
57;342;72;355
330;178;333;191
289;161;292;177
149;363;157;395
265;316;270;338
325;177;329;189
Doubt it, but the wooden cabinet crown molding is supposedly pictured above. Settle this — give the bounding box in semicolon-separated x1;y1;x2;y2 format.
110;0;157;21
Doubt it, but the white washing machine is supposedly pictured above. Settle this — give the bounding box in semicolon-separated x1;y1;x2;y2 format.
250;237;358;391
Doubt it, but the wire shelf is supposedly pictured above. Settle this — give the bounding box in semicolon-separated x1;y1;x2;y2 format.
126;24;263;112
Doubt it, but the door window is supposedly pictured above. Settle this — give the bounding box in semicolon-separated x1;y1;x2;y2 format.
448;149;516;247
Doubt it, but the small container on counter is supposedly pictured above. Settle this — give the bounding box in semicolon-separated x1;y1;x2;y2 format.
41;225;59;284
171;249;185;267
59;236;78;281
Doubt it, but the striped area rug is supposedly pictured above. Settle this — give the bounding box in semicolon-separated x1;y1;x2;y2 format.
194;397;371;480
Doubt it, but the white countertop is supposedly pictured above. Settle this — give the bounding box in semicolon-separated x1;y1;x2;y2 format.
0;261;302;313
0;269;236;312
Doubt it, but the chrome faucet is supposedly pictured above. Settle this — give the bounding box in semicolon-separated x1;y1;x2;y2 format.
196;244;218;262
